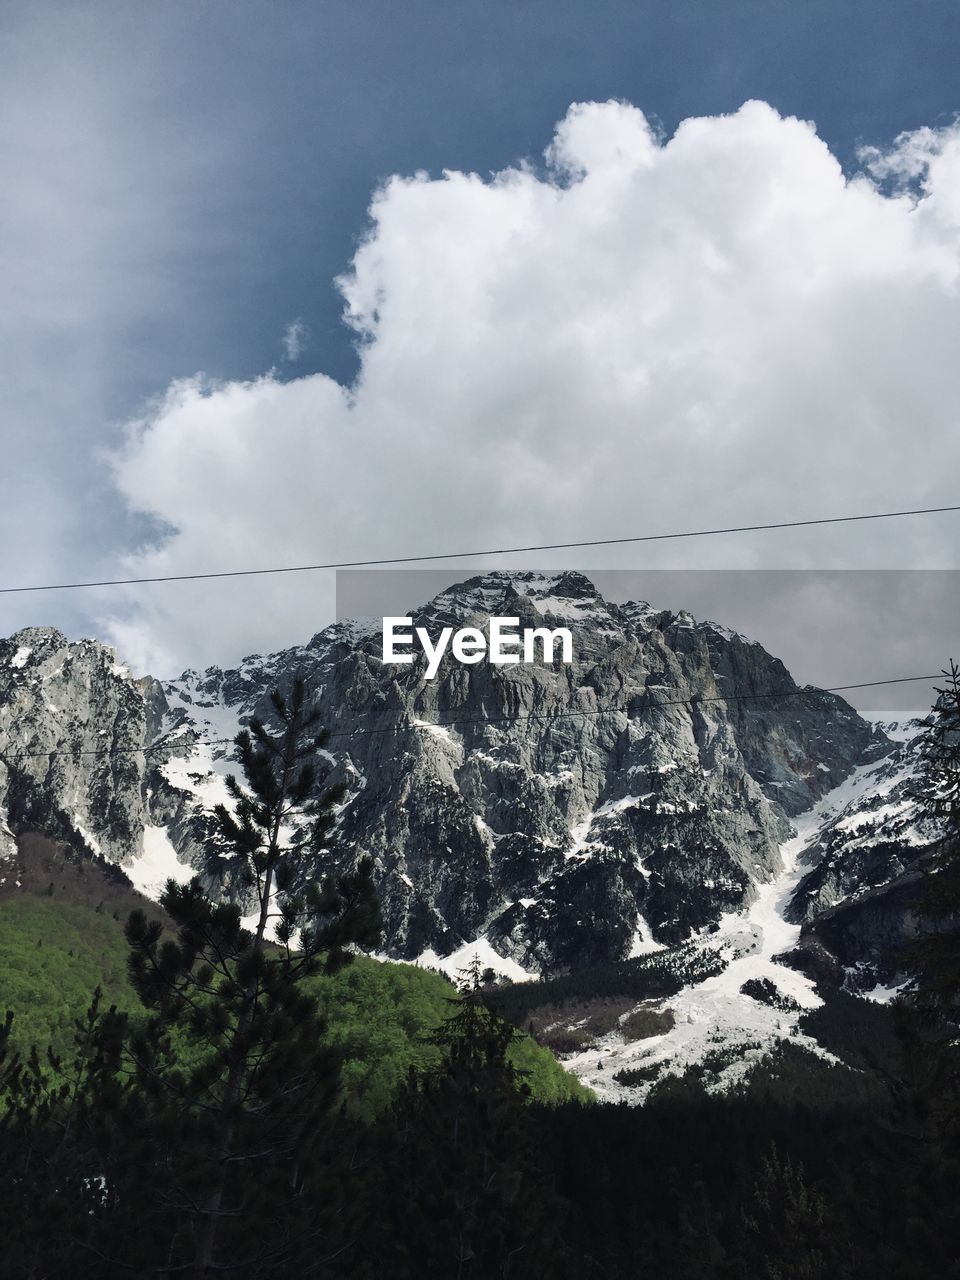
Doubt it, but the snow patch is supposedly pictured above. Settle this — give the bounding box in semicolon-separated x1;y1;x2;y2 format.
530;594;604;620
628;914;663;956
72;816;101;856
862;978;907;1004
873;718;924;743
413;718;458;743
161;749;235;810
417;935;536;984
125;825;195;898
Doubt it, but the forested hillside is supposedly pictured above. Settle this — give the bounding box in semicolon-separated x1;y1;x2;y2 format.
0;842;587;1117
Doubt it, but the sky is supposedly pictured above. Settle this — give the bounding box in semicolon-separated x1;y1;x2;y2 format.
2;1;959;694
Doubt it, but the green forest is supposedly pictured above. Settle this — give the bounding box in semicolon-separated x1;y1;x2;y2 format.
0;893;586;1121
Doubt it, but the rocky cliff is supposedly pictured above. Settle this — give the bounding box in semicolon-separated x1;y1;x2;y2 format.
0;628;152;873
138;572;904;977
0;575;943;1029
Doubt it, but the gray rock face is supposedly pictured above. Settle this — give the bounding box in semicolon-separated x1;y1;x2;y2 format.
0;628;154;866
800;869;932;990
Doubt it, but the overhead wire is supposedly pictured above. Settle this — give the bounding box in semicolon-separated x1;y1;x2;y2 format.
0;504;956;594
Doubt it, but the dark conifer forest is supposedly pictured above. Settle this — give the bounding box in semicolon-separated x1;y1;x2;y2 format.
1;670;958;1278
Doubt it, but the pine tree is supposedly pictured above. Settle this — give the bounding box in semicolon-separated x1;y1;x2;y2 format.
907;660;960;1019
734;1147;842;1280
886;660;960;1251
368;957;569;1279
123;678;381;1278
0;991;129;1277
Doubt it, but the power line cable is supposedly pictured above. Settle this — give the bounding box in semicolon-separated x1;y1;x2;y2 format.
0;504;957;594
0;671;939;762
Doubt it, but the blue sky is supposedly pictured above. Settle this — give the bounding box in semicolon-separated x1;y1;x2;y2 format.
2;1;959;676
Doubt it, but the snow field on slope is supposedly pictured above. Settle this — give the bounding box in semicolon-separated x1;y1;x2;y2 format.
564;758;900;1103
126;825;196;898
416;935;535;985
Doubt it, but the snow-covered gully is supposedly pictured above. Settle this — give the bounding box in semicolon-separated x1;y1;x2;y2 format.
565;761;894;1103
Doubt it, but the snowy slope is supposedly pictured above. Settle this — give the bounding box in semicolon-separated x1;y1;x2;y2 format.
563;763;896;1102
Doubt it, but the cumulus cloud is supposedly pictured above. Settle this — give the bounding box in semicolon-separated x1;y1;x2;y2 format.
107;100;960;675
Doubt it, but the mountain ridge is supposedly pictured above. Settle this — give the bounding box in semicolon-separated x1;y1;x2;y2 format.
0;572;943;1098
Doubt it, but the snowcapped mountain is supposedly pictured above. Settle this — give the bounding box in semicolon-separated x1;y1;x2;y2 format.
0;573;944;1097
146;571;894;970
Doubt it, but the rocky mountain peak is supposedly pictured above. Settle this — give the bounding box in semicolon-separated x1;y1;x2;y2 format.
135;572;890;976
0;575;944;1101
6;625;69;648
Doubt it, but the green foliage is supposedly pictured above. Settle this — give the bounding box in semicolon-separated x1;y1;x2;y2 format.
733;1039;887;1110
0;988;131;1277
536;1076;960;1279
0;894;138;1059
906;660;960;1020
895;663;960;1157
736;1147;838;1280
2;893;960;1276
915;659;960;838
510;1022;594;1104
0;894;586;1117
119;679;386;1275
612;1063;660;1086
309;957;452;1120
310;956;589;1119
799;989;903;1076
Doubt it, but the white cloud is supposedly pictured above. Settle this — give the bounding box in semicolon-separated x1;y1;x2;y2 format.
107;100;960;675
282;318;307;362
